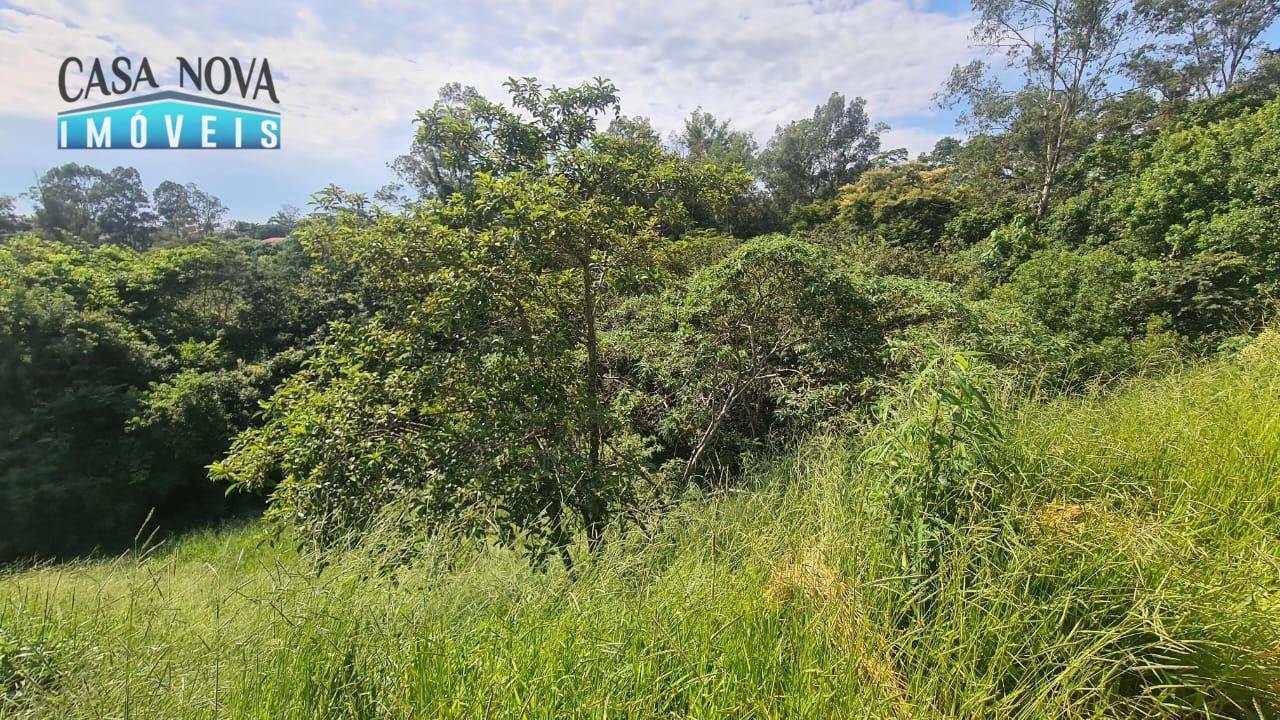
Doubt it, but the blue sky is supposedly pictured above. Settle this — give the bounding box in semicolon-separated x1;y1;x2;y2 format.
5;0;982;220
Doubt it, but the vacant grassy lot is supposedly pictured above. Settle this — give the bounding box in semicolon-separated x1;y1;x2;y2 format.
4;333;1279;719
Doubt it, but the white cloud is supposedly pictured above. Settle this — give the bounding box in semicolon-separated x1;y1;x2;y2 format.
0;0;976;208
882;126;951;156
0;8;118;111
1;0;974;136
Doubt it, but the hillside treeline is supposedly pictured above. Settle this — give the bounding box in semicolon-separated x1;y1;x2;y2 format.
2;0;1278;560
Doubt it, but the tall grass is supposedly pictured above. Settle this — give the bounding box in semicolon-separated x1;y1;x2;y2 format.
3;332;1279;719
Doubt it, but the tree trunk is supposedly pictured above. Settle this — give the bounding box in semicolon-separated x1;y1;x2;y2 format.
1036;15;1062;221
579;259;607;551
1035;167;1055;219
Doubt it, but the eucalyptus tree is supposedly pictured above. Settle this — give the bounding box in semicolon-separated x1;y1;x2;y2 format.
153;181;228;240
1133;0;1279;98
153;180;196;237
30;163;156;248
943;0;1137;217
91;167;156;249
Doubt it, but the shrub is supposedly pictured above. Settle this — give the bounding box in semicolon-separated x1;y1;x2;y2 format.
612;235;886;487
863;352;1021;588
993;248;1140;342
0;237;314;559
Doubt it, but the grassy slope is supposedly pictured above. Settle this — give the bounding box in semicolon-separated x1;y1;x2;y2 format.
3;333;1279;719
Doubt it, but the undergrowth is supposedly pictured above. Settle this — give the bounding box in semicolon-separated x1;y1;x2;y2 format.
3;332;1279;719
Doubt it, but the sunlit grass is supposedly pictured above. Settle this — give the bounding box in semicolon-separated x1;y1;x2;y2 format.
3;333;1279;718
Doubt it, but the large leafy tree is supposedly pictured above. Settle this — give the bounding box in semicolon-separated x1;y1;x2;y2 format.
29;163;155;248
388;83;489;200
834;163;966;248
1094;97;1280;335
217;79;748;560
190;185;228;235
390;78;623;201
757;92;883;210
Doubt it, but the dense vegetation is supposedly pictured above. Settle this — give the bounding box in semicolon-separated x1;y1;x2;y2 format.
4;331;1279;717
2;0;1279;714
0;226;331;558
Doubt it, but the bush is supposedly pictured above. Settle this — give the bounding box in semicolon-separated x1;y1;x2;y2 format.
614;236;886;486
1044;97;1280;340
992;248;1140;342
833;164;963;247
5;332;1279;717
864;352;1021;588
0;237;314;559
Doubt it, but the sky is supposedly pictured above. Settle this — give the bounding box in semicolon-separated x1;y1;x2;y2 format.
0;0;982;220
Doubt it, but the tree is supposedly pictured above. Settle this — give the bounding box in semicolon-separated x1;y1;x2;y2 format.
153;180;196;238
616;236;884;490
389;83;488;200
187;183;228;235
606;115;663;145
1085;96;1280;336
0;196;26;237
993;248;1139;341
227;205;302;240
28;164;155;248
757;93;883;210
943;0;1136;217
391;78;621;202
217;78;748;560
261;204;301;236
920;137;964;167
0;236;319;559
152;181;228;239
674;108;758;168
671;109;784;237
29;163;105;243
834;163;965;247
91;167;155;249
1133;0;1280;98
